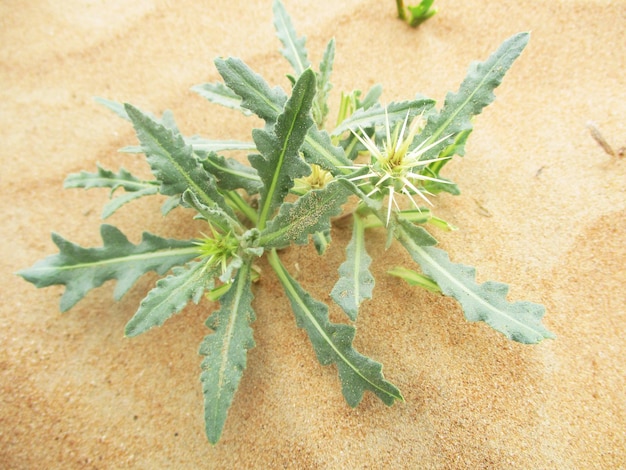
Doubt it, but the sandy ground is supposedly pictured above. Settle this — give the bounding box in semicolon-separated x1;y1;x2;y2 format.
2;0;625;468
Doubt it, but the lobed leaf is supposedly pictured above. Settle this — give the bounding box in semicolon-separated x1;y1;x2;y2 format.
191;82;253;116
182;191;243;235
249;68;316;229
212;57;350;174
301;126;352;173
125;260;217;337
64;165;153;193
268;251;403;406
199;264;256;444
215;57;287;123
94;96;130;121
401;244;555;343
416;33;530;178
120;137;257;156
313;38;335;128
199;152;262;195
124;104;234;217
261;180;350;249
64;165;159;218
186;137;257;153
331;214;375;321
100;188;160;219
17;225;199;312
273;0;310;77
331;98;435;137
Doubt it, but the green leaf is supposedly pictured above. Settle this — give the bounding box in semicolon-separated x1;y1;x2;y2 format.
273;0;310;77
336;171;383;211
125;260;217;337
301;126;352;173
249;68;316;229
312;229;331;255
268;250;403;406
388;266;441;293
64;164;157;193
64;165;159;218
260;180;349;248
190;82;253;116
120;137;257;156
210;58;351;174
17;225;199;312
331;214;375;321
199;152;262;195
313;38;335;128
395;217;439;248
124;104;233;217
417;33;530;171
186;137;257;153
101;188;160;219
94;96;130;121
402;245;555;343
215;57;287;123
182;191;243;235
199;264;255;444
331;98;435;137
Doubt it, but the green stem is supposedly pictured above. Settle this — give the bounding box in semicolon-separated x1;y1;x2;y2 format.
396;0;406;20
225;190;258;225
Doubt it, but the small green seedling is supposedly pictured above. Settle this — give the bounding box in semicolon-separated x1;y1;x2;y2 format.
18;0;553;444
396;0;437;27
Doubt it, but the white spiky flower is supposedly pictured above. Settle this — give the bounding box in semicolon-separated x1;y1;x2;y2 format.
343;109;452;226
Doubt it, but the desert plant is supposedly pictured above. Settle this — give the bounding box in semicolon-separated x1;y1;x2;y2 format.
396;0;437;26
18;0;553;444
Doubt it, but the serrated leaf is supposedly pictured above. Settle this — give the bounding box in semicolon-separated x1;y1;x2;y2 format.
417;33;530;170
301;125;352;173
268;251;402;406
215;57;287;123
209;57;351;174
331;214;374;321
124;104;234;217
101;187;160;219
125;260;217;337
182;191;243;235
64;164;157;193
336;171;383;211
17;225;199;312
94;96;130;121
395;217;439;248
402;244;555;343
359;84;383;110
249;68;316;229
120;137;257;155
199;264;255;444
313;38;335;128
261;180;349;248
273;0;310;77
190;82;253;116
331;98;435;137
199;152;262;195
64;165;159;218
186;137;257;153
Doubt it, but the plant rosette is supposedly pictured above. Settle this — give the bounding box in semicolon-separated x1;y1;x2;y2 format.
18;0;554;445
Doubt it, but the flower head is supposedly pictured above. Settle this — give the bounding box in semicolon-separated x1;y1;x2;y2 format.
344;109;452;225
293;164;333;194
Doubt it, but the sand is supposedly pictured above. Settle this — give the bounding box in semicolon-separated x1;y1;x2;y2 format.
1;0;625;468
